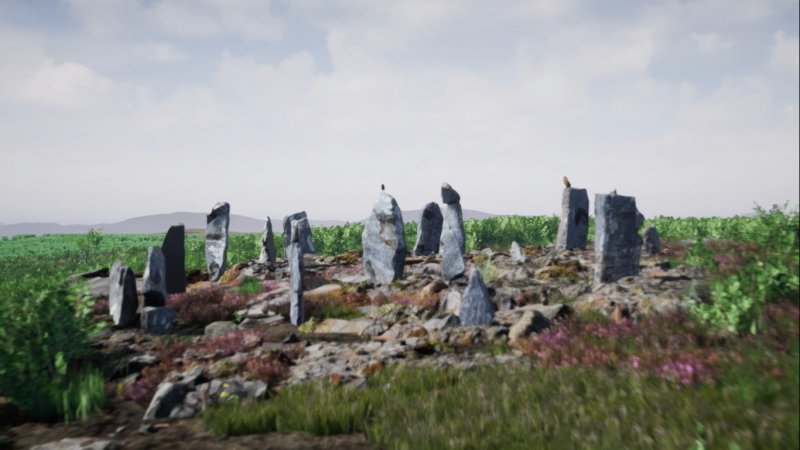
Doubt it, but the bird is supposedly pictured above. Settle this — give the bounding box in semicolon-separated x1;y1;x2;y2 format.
563;176;571;188
381;184;385;191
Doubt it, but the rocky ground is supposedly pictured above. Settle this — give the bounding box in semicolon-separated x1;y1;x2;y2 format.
5;243;711;450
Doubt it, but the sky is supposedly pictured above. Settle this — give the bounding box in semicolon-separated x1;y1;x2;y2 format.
0;0;798;225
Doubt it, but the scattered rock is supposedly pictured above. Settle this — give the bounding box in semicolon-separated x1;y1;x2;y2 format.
423;314;460;331
140;307;177;334
142;246;167;307
108;261;137;327
161;224;186;294
508;310;551;341
304;284;344;299
510;241;525;263
204;321;238;338
142;381;188;421
440;289;462;315
459;269;494;326
31;438;117;450
205;202;230;282
413;202;443;256
362;191;406;284
642;225;661;255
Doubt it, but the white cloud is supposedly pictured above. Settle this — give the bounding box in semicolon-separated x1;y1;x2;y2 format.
691;32;733;54
769;30;800;74
135;42;186;62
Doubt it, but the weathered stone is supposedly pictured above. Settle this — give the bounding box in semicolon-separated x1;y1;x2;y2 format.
440;289;462;315
314;318;378;335
593;193;643;284
459;269;494;326
161;224;186;294
283;211;315;256
642;225;661;255
142;246;167;307
413;202;443;256
108;261;137;327
305;284;343;299
362;191;406;284
31;438;117;450
440;183;466;280
289;221;305;326
140;306;177;334
508;310;550;341
259;216;276;266
142;381;188;421
204;321;237;338
510;241;525;263
423;314;460;331
205;202;230;282
555;187;590;251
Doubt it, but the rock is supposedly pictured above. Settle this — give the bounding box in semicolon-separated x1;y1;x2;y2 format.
555;187;590;251
140;307;177;334
259;217;277;266
510;241;525;263
288;220;305;326
205;202;230;282
238;315;286;329
161;224;186;294
304;284;344;299
593;193;643;284
282;211;315;255
204;321;237;338
142;247;167;307
314;318;378;335
413;202;443;256
421;279;448;298
459;269;494;326
142;381;188;421
108;261;138;327
30;438;117;450
440;183;466;280
423;314;460;331
440;289;462;315
331;272;370;284
508;310;551;340
282;332;300;343
642;225;661;255
362;191;406;284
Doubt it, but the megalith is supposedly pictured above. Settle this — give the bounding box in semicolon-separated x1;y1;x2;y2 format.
642;225;661;255
459;268;494;326
555;187;590;251
362;191;406;284
259;217;276;266
161;224;186;294
109;260;138;327
282;211;315;256
143;246;167;307
439;183;466;280
288;220;305;326
593;192;643;284
413;202;443;256
205;202;230;282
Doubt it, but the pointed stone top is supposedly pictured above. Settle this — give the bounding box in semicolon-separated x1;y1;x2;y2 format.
441;183;461;204
211;202;230;211
373;191;401;221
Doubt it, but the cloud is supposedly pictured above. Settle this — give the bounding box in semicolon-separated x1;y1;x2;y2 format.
135;42;186;62
691;32;733;54
769;30;800;74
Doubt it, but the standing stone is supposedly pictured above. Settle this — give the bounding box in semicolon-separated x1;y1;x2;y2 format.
259;217;276;266
440;183;466;280
555;187;590;251
205;202;230;282
288;221;305;326
510;241;525;263
141;306;177;333
161;224;186;294
642;225;661;255
109;260;138;327
283;211;315;256
143;246;167;307
593;193;643;284
413;202;443;256
363;191;406;284
459;268;494;326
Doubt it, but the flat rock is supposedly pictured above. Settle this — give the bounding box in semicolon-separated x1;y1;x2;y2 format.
140;306;177;334
314;318;377;335
305;284;343;299
31;438;117;450
204;321;237;338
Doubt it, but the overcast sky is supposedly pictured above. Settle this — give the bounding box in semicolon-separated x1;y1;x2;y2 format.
0;0;798;224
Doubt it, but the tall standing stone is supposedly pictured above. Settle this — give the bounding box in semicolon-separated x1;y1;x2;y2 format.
288;221;305;326
143;246;167;307
459;268;494;326
593;193;643;285
109;260;138;327
555;187;590;251
510;241;525;263
642;225;661;255
413;202;443;256
282;211;315;257
363;191;406;284
440;183;466;280
161;224;186;294
259;217;276;266
206;202;230;282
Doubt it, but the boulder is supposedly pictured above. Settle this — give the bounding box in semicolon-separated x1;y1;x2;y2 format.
440;289;462;315
283;211;315;256
593;193;643;284
141;306;177;334
439;183;466;280
204;321;237;338
142;381;188;421
362;191;406;284
288;221;305;326
205;202;230;282
413;202;443;256
555;187;590;251
510;241;525;263
108;261;138;327
142;247;167;307
459;268;494;326
259;216;277;266
642;225;661;255
161;224;186;294
508;310;551;341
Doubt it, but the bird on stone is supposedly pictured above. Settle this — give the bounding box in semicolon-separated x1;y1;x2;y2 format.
563;176;571;188
381;184;385;191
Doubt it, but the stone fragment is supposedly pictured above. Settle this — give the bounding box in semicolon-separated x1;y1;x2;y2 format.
510;241;525;263
459;268;494;326
440;289;462;315
413;202;443;256
555;187;590;251
142;247;167;307
314;318;378;335
31;438;117;450
108;261;138;327
140;306;177;333
304;284;343;299
142;381;188;421
161;224;186;294
593;193;643;284
439;183;466;280
282;211;315;256
362;191;406;284
259;216;277;266
642;225;661;255
288;221;305;326
205;202;230;282
423;314;460;331
204;321;237;338
508;310;551;341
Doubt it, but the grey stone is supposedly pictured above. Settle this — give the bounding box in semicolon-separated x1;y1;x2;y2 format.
161;224;186;294
642;225;661;255
142;381;188;421
205;202;230;282
593;193;643;284
142;247;167;307
204;321;237;338
362;191;406;284
459;269;494;326
140;306;177;334
423;314;460;331
439;183;466;280
440;289;462;315
510;241;525;263
31;438;117;450
283;211;315;256
108;261;137;327
555;187;590;251
508;310;551;340
413;202;443;256
259;216;277;266
289;221;305;326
